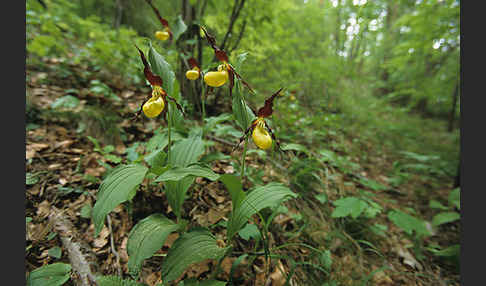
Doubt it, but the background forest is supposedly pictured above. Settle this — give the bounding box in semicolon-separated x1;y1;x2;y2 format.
26;0;460;285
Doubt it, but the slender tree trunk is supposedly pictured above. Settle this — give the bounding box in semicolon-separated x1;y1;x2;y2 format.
448;78;460;132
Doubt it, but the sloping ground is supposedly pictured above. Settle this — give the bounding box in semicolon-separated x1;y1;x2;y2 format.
25;62;460;286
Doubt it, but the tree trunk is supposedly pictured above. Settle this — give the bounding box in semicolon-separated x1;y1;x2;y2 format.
448;78;460;132
114;0;124;29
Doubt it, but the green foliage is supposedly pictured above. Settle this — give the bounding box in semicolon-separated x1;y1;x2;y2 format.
432;212;460;227
232;80;256;131
26;263;71;286
127;214;180;277
161;228;229;283
92;164;149;236
50;95;80;109
449;187;460;210
227;182;298;239
388;210;431;237
47;246;62;259
96;275;145;286
155;164;220;182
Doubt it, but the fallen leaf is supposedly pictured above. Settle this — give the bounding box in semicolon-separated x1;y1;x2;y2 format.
394;246;423;271
93;226;110;248
269;260;286;286
36;201;51;219
54;140;74;150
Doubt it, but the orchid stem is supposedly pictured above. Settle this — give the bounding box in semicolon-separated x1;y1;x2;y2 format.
241;137;248;182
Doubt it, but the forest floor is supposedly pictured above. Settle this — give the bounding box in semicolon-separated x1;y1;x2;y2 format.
25;61;460;286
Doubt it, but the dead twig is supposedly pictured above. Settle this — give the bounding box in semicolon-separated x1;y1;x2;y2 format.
106;214;122;277
49;207;99;286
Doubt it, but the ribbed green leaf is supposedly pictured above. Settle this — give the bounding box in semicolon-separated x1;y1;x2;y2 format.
155;164;220;182
169;135;205;167
26;263;71;286
148;44;175;97
219;174;246;211
127;214;180;277
161;228;229;283
232;80;255;131
432;212;460;226
92;164;148;236
227;183;298;239
165;176;195;219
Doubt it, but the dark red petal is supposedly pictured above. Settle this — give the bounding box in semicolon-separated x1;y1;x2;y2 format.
200;26;218;49
135;45;163;86
145;0;169;28
188;57;200;69
215;49;228;62
257;87;284;117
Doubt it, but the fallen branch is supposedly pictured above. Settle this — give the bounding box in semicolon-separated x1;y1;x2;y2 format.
49;207;99;286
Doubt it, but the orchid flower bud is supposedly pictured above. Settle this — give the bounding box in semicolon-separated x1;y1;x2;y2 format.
155;30;170;41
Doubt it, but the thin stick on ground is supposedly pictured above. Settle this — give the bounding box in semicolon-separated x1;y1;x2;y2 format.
106;214;122;277
48;207;99;286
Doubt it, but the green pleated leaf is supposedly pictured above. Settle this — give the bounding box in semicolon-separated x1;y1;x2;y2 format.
127;214;180;277
432;212;460;226
155;164;220;182
388;210;431;237
92;164;148;236
148;44;175;97
172;15;188;42
219;174;246;211
161;228;229;283
96;275;146;286
227;182;298;239
232;80;255;131
169;135;205;167
165;176;196;219
26;263;71;286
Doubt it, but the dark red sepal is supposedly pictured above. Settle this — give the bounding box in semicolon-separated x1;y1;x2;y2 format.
135;45;163;86
257;88;284;118
188;58;200;69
